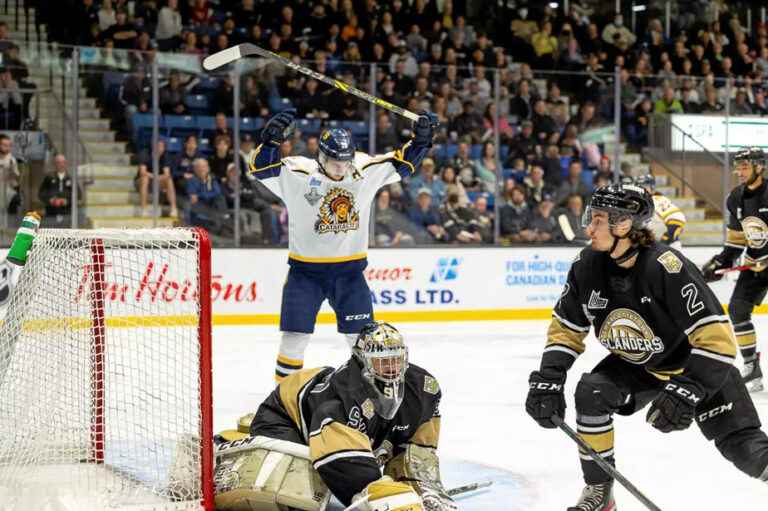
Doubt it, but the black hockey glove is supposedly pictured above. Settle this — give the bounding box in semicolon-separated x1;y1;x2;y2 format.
412;110;439;146
701;254;730;283
260;109;296;146
526;369;566;429
646;376;705;433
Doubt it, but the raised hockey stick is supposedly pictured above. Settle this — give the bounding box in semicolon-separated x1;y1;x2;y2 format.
715;263;758;275
552;415;663;511
342;480;493;511
203;43;420;121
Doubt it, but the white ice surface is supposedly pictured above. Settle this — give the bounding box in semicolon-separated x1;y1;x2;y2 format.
213;320;768;511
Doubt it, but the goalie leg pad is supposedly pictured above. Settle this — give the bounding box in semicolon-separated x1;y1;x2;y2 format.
354;477;423;511
214;436;330;511
384;444;455;508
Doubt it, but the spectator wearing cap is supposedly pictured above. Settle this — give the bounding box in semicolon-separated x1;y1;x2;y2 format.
555;160;590;207
500;185;534;243
408;158;445;203
407;188;446;243
528;194;563;243
101;10;138;50
509;120;536;161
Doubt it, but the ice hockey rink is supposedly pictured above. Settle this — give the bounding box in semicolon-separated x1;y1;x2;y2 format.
213;319;768;511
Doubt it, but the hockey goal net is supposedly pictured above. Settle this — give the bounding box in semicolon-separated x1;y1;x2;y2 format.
0;227;213;510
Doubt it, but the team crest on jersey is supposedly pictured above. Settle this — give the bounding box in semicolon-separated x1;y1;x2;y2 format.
597;308;665;364
315;187;360;234
423;375;440;395
741;216;768;249
304;187;322;205
362;398;376;419
657;251;682;273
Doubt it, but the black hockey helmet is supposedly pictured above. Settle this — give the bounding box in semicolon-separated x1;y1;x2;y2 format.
584;184;654;230
734;147;766;185
318;127;355;161
352;321;409;420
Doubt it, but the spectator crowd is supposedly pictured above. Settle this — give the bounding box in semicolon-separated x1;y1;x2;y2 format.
24;1;768;243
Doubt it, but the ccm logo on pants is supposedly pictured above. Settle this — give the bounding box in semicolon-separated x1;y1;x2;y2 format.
345;313;371;321
698;402;734;422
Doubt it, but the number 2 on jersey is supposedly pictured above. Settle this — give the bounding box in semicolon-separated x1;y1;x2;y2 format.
681;283;704;316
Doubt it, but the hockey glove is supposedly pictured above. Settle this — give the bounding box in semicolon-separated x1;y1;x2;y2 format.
526;369;567;429
646;376;705;433
260;108;296;146
412;110;439;146
701;255;729;283
421;487;457;511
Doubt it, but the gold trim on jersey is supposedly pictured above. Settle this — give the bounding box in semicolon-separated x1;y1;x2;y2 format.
407;417;440;449
725;228;747;248
309;420;373;462
248;143;282;174
278;367;326;430
579;430;614;453
361;141;416;175
659;207;683;220
687;321;737;359
288;252;367;263
646;367;684;381
736;332;758;348
546;318;588;355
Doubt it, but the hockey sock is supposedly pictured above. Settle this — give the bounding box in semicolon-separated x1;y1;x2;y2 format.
344;333;357;349
733;320;757;361
577;413;615;485
275;332;311;384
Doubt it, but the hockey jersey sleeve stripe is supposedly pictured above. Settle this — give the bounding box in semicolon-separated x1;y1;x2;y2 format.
312;449;377;470
726;228;746;247
683;314;730;336
579;430;614;453
547;317;589;351
690;348;736;365
406;417;440;449
247;143;283;178
551;312;591;333
659;207;684;220
543;344;581;358
278;367;327;432
686;321;737;359
309;421;373;465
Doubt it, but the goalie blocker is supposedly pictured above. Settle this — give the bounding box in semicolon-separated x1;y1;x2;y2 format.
213;322;455;511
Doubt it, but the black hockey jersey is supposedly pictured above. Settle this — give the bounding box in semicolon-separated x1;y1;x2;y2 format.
541;243;737;397
722;181;768;267
255;360;441;505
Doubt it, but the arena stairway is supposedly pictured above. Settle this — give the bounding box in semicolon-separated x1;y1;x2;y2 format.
9;8;174;229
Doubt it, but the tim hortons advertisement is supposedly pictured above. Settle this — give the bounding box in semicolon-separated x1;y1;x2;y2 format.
0;246;756;325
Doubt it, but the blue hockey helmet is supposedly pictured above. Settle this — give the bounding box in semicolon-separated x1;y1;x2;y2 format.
634;173;656;191
318;128;355;161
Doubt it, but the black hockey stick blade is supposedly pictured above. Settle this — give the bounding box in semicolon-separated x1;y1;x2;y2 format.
552;415;663;511
447;480;493;497
203;43;420;121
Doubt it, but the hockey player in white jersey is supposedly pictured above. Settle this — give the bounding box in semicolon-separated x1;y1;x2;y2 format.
636;174;686;249
249;109;438;383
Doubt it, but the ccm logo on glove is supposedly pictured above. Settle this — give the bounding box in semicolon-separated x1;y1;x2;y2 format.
530;382;563;391
663;382;702;404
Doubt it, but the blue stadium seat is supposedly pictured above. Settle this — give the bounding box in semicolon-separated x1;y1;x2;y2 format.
196;115;216;130
500;145;510;161
581;169;594;188
296;118;322;135
195;76;220;92
166;115;198;139
269;96;293;113
132;112;158;148
184;94;210;115
342;120;367;136
469;144;483;160
166;137;182;154
560;156;572;179
240;117;259;134
198;137;212;154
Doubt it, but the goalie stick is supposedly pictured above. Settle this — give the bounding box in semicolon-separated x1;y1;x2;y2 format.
342;480;493;511
552;415;663;511
715;263;760;275
203;43;420;121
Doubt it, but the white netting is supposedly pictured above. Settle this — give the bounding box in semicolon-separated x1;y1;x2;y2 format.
0;228;211;510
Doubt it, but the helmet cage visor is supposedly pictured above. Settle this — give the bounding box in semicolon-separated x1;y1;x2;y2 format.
358;344;408;420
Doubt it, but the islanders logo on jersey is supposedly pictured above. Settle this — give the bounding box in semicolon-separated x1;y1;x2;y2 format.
741;216;768;249
597;308;665;364
315;187;360;234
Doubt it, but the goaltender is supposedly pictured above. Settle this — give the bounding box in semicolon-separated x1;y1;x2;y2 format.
213;321;455;511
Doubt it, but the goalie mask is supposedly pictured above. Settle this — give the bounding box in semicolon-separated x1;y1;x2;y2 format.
318;128;356;180
353;322;409;420
734;147;766;186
